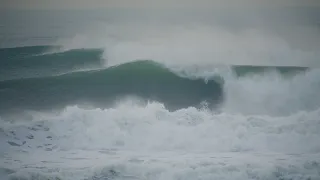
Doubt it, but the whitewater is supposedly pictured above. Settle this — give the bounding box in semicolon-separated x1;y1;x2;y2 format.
1;9;320;180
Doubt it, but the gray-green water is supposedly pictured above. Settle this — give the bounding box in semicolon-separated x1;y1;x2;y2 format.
1;9;320;180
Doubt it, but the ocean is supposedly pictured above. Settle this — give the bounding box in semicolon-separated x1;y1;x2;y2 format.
1;9;320;180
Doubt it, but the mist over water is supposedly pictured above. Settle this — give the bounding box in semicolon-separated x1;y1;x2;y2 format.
1;5;320;180
57;14;320;67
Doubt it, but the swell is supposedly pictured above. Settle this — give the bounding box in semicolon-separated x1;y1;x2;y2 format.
0;46;103;81
0;46;308;81
232;65;308;77
0;60;223;113
0;46;53;60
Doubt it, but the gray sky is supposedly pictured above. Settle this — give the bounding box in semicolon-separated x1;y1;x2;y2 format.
2;0;320;9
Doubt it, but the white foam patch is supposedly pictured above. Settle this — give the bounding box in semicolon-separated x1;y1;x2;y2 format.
222;68;320;116
1;102;320;179
2;101;320;154
3;151;320;180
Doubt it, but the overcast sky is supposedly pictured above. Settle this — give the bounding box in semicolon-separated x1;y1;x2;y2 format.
2;0;320;9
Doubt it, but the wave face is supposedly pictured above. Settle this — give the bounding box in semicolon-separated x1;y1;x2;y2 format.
1;46;319;180
0;58;222;113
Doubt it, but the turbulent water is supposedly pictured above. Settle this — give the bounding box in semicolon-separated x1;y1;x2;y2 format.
1;44;320;180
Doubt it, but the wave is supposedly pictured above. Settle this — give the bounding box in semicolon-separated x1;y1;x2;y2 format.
0;46;314;116
0;46;103;81
0;60;223;113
